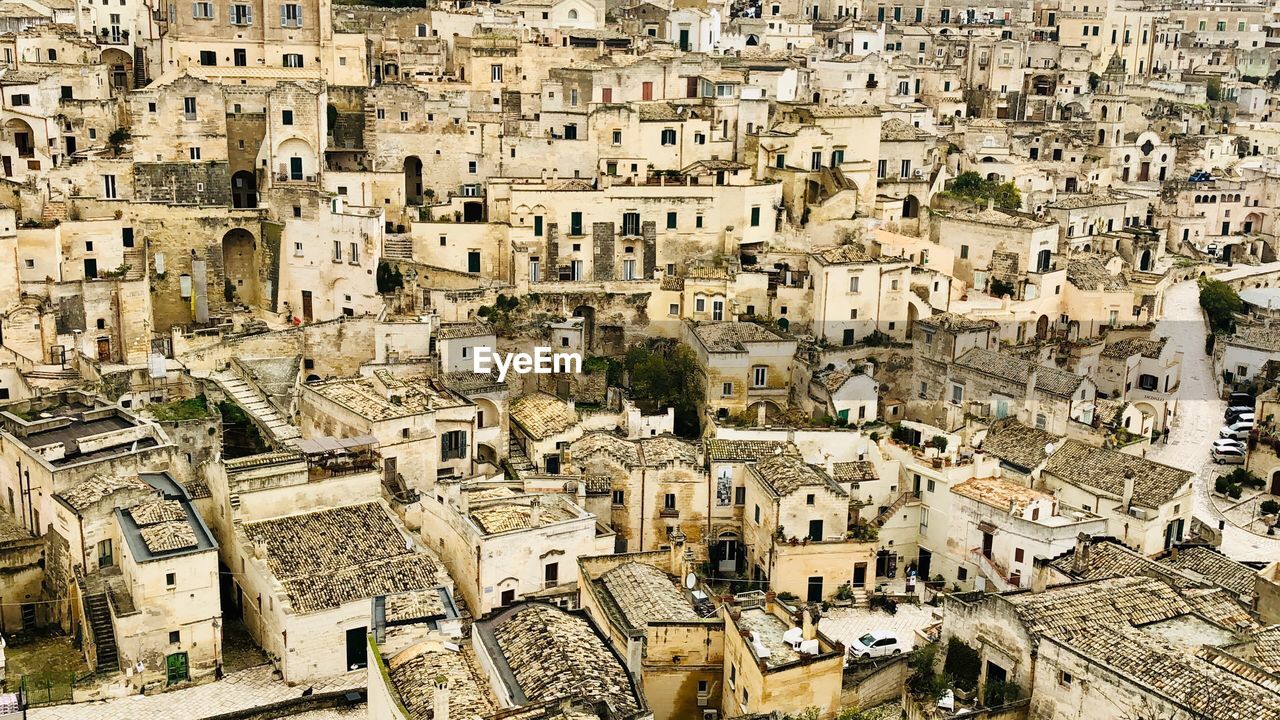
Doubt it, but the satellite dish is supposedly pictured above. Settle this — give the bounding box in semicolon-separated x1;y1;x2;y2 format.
684;573;697;590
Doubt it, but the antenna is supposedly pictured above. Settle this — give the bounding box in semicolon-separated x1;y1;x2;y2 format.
684;573;696;590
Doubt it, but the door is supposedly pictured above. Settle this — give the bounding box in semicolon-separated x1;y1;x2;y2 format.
345;627;368;670
679;29;690;51
917;547;932;578
642;81;653;100
84;258;98;278
20;603;35;629
65;136;76;156
468;251;481;274
2;156;10;177
808;519;823;541
717;539;738;573
166;652;189;685
1139;162;1150;181
500;588;515;606
1271;470;1280;496
852;563;867;587
383;456;397;487
981;531;994;558
1222;221;1231;235
300;290;313;322
96;337;110;361
806;575;823;602
289;157;303;180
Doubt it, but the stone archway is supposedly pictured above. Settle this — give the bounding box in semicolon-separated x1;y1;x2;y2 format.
572;306;596;351
222;229;260;307
231;170;257;209
903;194;920;219
102;48;133;91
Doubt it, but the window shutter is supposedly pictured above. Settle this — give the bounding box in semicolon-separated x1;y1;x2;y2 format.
192;2;199;18
280;3;287;26
296;6;303;27
246;6;252;23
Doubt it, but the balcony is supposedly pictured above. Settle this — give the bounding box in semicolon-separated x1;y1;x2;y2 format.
659;507;680;518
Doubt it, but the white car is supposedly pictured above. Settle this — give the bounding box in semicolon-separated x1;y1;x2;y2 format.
1219;420;1254;440
1212;438;1244;452
847;630;904;659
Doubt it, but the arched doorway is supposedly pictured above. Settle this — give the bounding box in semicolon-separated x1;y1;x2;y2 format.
463;201;484;222
5;119;35;160
102;48;133;91
222;229;260;306
404;157;423;205
1036;314;1049;340
902;194;920;219
231;170;257;209
572;306;595;351
1139;249;1152;272
1270;469;1280;496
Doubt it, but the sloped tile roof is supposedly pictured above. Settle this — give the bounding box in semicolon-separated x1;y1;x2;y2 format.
243;503;439;613
831;460;877;483
705;439;799;462
57;474;149;511
388;643;497;720
1043;440;1193;508
511;393;579;440
599;562;699;629
691;321;789;352
1158;547;1257;600
1067;256;1130;292
954;347;1085;397
1101;336;1166;360
750;454;845;497
980;418;1062;471
140;521;199;554
1005;576;1189;642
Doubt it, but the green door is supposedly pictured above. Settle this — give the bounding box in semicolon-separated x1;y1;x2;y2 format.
166;652;189;685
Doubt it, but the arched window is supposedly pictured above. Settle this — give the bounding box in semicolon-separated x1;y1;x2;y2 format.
568;8;578;19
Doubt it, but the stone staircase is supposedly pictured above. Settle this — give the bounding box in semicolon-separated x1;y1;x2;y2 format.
870;491;919;529
122;246;146;280
25;364;78;380
79;576;119;673
383;234;413;261
41;201;68;225
210;369;301;447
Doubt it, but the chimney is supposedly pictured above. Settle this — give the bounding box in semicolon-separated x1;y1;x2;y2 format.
529;496;542;526
1071;532;1092;575
1029;556;1051;593
253;538;268;560
1121;469;1135;510
801;608;816;641
433;678;450;720
986;197;995;211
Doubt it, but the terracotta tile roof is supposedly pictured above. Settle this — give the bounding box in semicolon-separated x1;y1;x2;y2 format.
831;460;877;483
954;347;1086;397
484;604;641;716
880;118;926;141
915;312;999;333
1158;547;1257;600
691;321;789;352
598;562;699;629
811;241;877;265
511;393;579;440
1049;538;1169;582
705;439;799;462
469;497;579;535
1101;336;1166;360
387;642;497;720
1043;440;1193;508
980;418;1062;471
1228;324;1280;353
1005;576;1190;642
1067;256;1130;292
638;435;699;466
750;454;845;497
384;589;447;623
57;474;150;511
1052;623;1280;720
570;432;640;467
308;373;468;421
1248;626;1280;674
243;502;440;613
139;521;199;554
1179;587;1261;634
130;499;187;525
437;321;493;340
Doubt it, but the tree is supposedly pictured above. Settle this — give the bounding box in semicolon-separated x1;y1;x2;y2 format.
1206;77;1222;102
907;645;953;702
988;181;1022;210
1198;278;1242;333
623;343;705;437
476;294;521;333
950;171;986;197
107;127;130;157
1261;499;1279;516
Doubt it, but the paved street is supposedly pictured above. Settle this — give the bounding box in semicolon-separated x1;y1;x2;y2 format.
819;602;939;655
1146;279;1280;563
28;666;363;720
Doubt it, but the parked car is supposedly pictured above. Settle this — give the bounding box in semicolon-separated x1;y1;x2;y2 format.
1226;405;1254;421
1229;392;1255;407
1189;170;1212;183
847;631;904;659
1220;420;1255;440
1227;413;1256;428
1212;446;1247;465
1212;438;1244;451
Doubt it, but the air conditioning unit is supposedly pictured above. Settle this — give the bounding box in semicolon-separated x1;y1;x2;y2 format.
913;169;924;178
702;711;718;720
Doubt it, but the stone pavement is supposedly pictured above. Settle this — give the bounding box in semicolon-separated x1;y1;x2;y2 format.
818;602;939;655
28;665;364;720
1147;279;1280;563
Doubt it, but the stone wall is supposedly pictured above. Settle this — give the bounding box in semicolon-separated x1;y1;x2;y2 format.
133;161;232;206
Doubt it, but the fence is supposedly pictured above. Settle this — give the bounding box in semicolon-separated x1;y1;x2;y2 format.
20;671;77;706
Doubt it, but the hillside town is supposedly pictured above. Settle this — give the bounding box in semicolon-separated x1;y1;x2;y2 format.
0;0;1278;719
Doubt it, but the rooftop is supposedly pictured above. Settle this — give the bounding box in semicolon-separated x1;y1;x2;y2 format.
1158;546;1258;601
437;320;493;340
1004;576;1191;642
831;460;877;484
116;474;216;563
597;562;699;630
945;208;1053;230
469;497;580;535
691;321;789;352
979;418;1062;472
242;502;440;613
705;439;800;462
1228;324;1280;353
1067;256;1130;292
56;473;150;512
1046;192;1130;210
951;476;1054;515
736;607;800;669
915;312;999;333
475;603;642;717
387;641;497;720
307;372;469;421
1101;336;1167;360
750;454;844;498
1043;440;1193;509
954;347;1086;398
811;241;877;265
510;393;579;440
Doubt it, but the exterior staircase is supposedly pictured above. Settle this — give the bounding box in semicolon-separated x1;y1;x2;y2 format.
870;491;919;528
382;234;413;261
79;576;119;673
209;368;301;448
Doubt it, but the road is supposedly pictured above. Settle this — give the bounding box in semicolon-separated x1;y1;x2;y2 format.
1146;279;1280;562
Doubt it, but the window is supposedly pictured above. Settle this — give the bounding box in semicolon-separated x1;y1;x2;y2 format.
950;384;963;404
102;174;117;199
234;49;246;66
901;159;911;177
349;242;360;265
60;85;73;100
570;211;583;235
1059;671;1073;686
960;245;969;260
169;630;180;644
621;212;641;236
919;507;929;532
10;94;28;106
1014;548;1025;563
612;490;624;505
752;366;767;388
332;241;342;262
529;258;540;283
544;562;559;588
775;154;786;169
622;259;636;280
1035;413;1047;429
281;2;302;27
122;228;134;247
563;124;577;140
663;493;677;510
441;430;468;460
734;487;745;505
491;64;503;82
231;3;251;24
183;96;197;120
612;130;622;145
165;572;176;587
753;505;760;523
468;161;477;174
282;110;293;125
660;128;676;145
927;478;935;493
848;275;860;293
283;53;303;68
193;1;212;18
189;147;201;160
97;539;114;567
468;251;481;274
806;493;815;506
722;381;733;397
